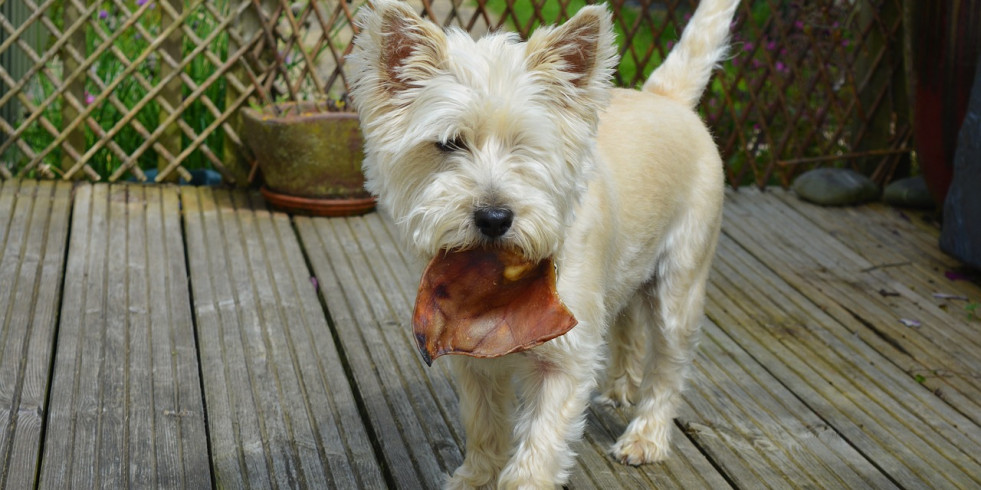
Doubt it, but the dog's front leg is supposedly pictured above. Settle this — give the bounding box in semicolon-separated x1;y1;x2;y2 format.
497;337;600;489
447;357;514;489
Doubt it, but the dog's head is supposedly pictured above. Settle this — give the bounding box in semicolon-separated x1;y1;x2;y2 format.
348;0;617;261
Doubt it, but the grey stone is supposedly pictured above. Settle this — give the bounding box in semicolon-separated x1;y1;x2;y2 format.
883;175;935;208
940;54;981;269
792;168;879;206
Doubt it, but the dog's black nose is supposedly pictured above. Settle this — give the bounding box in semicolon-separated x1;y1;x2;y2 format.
474;207;513;238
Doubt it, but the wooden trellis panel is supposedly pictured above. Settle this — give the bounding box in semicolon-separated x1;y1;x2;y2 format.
0;0;910;188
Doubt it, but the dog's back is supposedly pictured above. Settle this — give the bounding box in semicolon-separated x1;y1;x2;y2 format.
589;0;738;305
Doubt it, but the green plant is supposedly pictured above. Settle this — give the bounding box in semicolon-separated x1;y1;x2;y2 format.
967;301;979;321
702;0;858;186
7;0;230;179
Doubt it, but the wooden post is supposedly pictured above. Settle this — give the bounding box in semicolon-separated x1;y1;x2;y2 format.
853;0;910;182
61;0;89;177
158;0;184;182
222;0;279;187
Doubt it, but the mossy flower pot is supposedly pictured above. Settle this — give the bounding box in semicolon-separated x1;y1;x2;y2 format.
241;101;375;216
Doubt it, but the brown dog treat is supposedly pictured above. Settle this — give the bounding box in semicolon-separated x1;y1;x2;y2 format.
412;248;578;365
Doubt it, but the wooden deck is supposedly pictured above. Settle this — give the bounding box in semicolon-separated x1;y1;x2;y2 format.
1;179;980;489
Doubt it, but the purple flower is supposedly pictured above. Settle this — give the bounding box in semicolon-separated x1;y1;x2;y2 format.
775;61;787;73
84;92;95;105
743;42;754;51
98;9;108;19
946;270;970;281
137;0;148;5
766;40;777;52
794;20;804;30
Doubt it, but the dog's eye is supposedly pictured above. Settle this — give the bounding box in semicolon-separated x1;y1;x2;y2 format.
435;138;465;153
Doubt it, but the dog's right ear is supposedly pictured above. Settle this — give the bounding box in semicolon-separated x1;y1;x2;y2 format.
523;5;617;124
348;0;446;98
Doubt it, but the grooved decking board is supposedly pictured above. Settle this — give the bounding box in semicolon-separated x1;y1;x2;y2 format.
775;189;981;325
181;187;384;489
715;191;981;487
39;184;209;488
295;213;462;489
723;189;981;426
773;190;981;422
295;211;732;489
676;314;897;489
0;180;72;489
3;181;979;487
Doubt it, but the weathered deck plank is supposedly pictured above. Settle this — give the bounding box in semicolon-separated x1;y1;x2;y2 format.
680;316;898;489
182;187;385;489
0;180;72;489
725;189;981;426
717;190;981;487
39;184;210;488
297;213;460;488
2;181;980;488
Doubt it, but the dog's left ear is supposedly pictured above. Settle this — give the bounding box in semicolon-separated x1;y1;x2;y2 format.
525;5;618;98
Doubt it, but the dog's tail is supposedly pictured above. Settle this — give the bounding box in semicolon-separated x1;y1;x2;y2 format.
642;0;739;109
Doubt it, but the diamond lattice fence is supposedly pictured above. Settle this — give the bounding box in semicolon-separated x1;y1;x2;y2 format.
0;0;909;187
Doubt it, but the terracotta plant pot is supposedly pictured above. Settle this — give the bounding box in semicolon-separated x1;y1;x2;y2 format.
241;101;375;216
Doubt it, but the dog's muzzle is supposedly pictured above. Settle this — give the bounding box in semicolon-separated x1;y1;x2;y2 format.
474;207;513;238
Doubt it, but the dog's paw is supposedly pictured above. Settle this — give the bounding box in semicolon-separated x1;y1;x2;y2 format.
596;374;638;409
446;470;495;490
595;386;633;410
610;432;671;466
496;467;559;490
446;459;501;490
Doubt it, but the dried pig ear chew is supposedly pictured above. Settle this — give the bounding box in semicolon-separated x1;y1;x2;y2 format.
411;248;578;365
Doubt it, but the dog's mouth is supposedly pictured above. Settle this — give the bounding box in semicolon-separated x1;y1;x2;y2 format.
411;247;577;365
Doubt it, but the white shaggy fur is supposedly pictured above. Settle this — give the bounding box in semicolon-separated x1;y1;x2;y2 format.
348;0;739;487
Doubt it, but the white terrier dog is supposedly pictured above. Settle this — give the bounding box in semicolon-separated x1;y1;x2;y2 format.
349;0;738;487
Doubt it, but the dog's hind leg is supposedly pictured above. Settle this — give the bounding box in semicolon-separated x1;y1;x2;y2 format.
610;240;715;465
447;357;513;489
597;294;651;408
